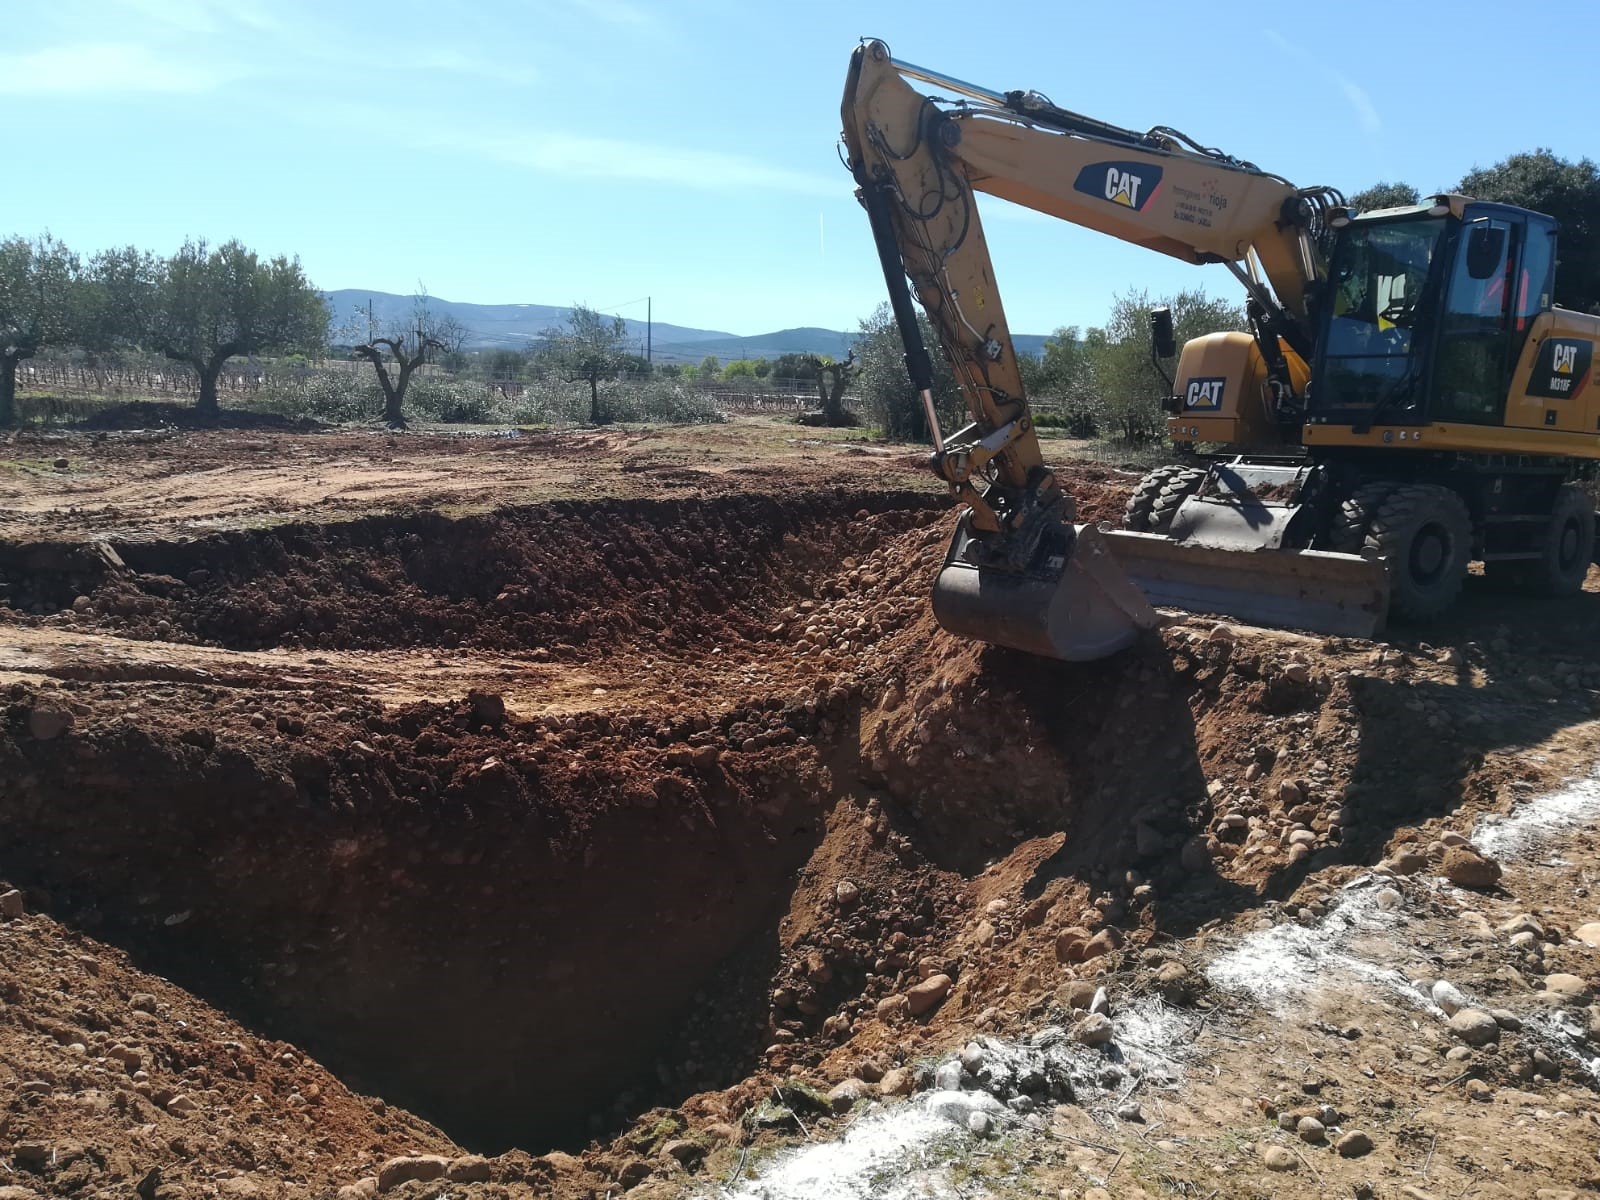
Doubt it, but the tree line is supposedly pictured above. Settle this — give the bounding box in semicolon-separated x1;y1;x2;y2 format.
6;149;1594;431
0;231;861;430
0;235;327;424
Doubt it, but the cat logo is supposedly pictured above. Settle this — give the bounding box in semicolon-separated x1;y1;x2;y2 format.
1184;377;1226;411
1528;337;1593;399
1073;160;1164;212
1105;168;1144;208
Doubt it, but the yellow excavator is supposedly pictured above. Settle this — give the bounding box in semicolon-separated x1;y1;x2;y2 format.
841;40;1600;658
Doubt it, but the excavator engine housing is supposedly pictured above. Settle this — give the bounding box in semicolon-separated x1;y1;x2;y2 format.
1165;331;1309;448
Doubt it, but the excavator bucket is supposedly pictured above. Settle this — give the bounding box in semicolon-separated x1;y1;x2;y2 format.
1099;530;1390;638
932;519;1162;661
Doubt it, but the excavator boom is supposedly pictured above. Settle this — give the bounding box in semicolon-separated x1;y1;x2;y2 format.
841;41;1386;654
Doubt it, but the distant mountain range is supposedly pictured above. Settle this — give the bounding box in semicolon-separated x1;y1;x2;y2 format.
324;289;1048;363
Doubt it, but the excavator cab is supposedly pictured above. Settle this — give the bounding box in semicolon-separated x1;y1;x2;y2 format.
1303;197;1553;434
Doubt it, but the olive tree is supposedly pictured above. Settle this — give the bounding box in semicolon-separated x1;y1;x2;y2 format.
853;303;960;440
83;245;161;355
148;238;328;416
0;233;81;425
542;304;629;424
1084;288;1247;443
349;293;466;427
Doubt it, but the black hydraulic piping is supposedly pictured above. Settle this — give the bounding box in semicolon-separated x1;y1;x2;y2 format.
860;179;944;448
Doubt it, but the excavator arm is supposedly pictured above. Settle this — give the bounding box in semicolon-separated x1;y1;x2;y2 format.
840;40;1345;659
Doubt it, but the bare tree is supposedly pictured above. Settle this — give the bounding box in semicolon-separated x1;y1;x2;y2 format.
349;293;466;427
794;351;859;427
814;350;858;425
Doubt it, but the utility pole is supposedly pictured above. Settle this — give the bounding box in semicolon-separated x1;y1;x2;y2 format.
647;296;652;365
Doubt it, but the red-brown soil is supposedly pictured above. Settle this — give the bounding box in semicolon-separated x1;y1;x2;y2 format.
2;419;1600;1200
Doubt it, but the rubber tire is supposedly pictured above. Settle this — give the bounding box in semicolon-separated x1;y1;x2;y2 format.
1363;484;1473;621
1325;481;1397;554
1124;466;1186;531
1524;485;1595;595
1146;467;1208;535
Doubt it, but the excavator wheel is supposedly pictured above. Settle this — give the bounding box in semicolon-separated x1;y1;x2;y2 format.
1325;482;1397;554
1146;467;1208;535
1123;465;1189;531
1363;484;1472;621
1486;484;1596;595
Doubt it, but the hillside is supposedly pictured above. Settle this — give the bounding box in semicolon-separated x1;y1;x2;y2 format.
325;289;1049;362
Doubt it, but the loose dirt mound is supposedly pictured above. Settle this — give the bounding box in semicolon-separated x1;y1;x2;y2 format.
0;898;461;1197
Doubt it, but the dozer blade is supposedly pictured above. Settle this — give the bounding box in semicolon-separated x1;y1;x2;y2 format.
1100;528;1390;639
932;522;1161;661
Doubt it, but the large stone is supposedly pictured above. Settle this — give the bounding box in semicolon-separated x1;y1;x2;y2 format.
1574;922;1600;948
1335;1130;1374;1157
1441;846;1502;889
1053;927;1093;963
1541;973;1593;1005
905;974;952;1016
1071;1013;1114;1046
376;1156;450;1192
1447;1008;1501;1046
1431;979;1467;1015
878;1067;916;1097
447;1157;493;1183
826;1078;870;1113
0;891;23;920
1081;927;1123;960
1388;850;1430;875
1261;1146;1298;1172
27;704;72;741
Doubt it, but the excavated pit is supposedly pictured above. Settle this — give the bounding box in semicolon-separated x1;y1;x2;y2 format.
0;482;1216;1153
3;480;1589;1162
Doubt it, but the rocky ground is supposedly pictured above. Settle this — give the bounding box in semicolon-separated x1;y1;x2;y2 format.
2;416;1599;1199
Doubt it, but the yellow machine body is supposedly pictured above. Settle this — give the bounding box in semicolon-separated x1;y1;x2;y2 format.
1166;332;1310;447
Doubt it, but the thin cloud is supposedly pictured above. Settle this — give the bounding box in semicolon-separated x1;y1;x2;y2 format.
106;0;284;34
417;49;537;86
0;43;240;94
450;127;838;196
1264;29;1381;134
1336;77;1381;135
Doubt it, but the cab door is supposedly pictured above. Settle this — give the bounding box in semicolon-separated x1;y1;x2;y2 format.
1429;213;1523;424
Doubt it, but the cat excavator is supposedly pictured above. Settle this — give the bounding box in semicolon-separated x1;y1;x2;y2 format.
841;40;1600;659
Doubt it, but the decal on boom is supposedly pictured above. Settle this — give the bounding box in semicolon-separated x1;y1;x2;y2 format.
1073;161;1164;213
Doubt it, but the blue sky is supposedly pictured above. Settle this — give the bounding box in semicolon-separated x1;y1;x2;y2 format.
7;0;1597;339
